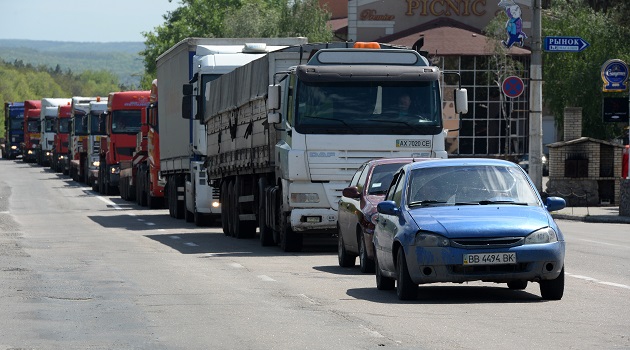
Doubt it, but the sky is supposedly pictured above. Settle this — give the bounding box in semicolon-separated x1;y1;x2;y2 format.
0;0;182;42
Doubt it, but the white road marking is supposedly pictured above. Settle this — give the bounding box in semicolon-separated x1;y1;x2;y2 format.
359;324;385;338
257;275;275;282
0;211;9;214
566;272;630;290
96;196;122;210
184;242;198;247
576;238;628;248
229;263;244;269
169;236;181;240
298;294;319;305
146;222;156;226
137;218;145;222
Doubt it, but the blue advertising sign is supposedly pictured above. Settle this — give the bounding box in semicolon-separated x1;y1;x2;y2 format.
601;59;629;92
544;36;590;52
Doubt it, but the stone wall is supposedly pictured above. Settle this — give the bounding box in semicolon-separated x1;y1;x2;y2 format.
621;179;630;217
546;179;599;206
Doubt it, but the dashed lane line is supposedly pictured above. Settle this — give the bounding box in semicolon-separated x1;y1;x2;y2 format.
566;272;630;290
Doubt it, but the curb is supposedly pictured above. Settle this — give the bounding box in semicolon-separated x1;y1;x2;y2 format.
551;214;630;224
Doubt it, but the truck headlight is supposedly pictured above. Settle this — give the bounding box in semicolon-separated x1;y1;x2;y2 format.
10;145;17;150
110;166;119;175
524;227;557;244
290;193;320;203
93;161;100;167
27;150;34;155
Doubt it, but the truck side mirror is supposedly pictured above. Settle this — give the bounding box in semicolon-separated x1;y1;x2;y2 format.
454;88;468;114
182;96;193;120
182;84;194;120
267;85;281;111
182;84;193;96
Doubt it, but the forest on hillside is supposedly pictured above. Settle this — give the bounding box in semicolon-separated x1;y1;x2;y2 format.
0;60;123;138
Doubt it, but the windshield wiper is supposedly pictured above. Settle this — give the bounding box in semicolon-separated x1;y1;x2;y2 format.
408;200;448;207
301;115;358;134
477;200;528;206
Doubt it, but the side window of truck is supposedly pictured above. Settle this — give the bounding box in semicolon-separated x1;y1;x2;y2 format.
286;75;296;126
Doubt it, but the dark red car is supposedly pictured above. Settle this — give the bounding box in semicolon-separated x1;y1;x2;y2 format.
337;158;428;272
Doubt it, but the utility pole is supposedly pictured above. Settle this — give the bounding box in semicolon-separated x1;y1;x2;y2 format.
529;0;543;192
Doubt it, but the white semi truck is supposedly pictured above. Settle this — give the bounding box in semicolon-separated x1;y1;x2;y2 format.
156;37;307;225
40;98;71;166
199;42;468;251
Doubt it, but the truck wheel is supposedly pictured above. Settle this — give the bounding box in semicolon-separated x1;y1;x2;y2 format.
194;210;208;226
98;168;104;194
227;180;237;237
185;206;194;223
167;178;174;217
280;212;303;252
234;176;256;239
258;178;274;246
220;181;230;236
174;177;184;219
135;171;143;205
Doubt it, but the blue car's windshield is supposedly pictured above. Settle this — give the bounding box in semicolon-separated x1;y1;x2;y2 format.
407;165;540;207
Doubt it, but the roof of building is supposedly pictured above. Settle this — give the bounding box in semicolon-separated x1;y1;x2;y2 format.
329;17;531;56
547;136;626;148
378;18;530;56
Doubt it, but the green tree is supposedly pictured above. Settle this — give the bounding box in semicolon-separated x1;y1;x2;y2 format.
542;0;630;140
140;0;333;76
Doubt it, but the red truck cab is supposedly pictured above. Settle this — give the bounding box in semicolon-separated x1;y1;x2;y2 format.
120;81;164;208
52;103;72;173
98;91;150;195
22;100;42;163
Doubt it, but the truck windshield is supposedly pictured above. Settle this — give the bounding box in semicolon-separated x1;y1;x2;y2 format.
294;81;442;135
58;119;71;134
10;119;22;130
111;110;141;134
74;114;89;135
27;120;40;133
90;111;107;135
45;118;56;133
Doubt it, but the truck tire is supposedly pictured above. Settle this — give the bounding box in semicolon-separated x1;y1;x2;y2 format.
98;166;104;194
174;176;185;219
258;177;274;246
227;180;237;237
234;176;256;239
280;212;303;252
220;181;230;236
185;206;194;223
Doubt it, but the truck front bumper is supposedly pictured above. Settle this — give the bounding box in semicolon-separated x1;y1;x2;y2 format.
290;208;338;232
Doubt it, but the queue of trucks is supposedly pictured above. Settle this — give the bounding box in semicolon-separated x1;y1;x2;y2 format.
2;38;467;252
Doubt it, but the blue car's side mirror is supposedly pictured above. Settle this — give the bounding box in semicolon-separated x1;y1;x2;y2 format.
545;196;566;212
377;201;400;215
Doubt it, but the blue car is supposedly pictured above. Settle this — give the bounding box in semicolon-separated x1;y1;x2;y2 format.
373;158;566;300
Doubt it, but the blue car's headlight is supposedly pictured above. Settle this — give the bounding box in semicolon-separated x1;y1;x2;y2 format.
415;232;450;247
524;227;558;244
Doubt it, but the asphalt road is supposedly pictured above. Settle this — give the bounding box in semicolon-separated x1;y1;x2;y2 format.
1;160;629;349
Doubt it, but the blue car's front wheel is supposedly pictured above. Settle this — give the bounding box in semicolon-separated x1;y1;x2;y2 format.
539;266;564;300
396;249;417;300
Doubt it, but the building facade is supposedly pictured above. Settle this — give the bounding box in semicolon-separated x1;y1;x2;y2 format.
321;0;535;158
